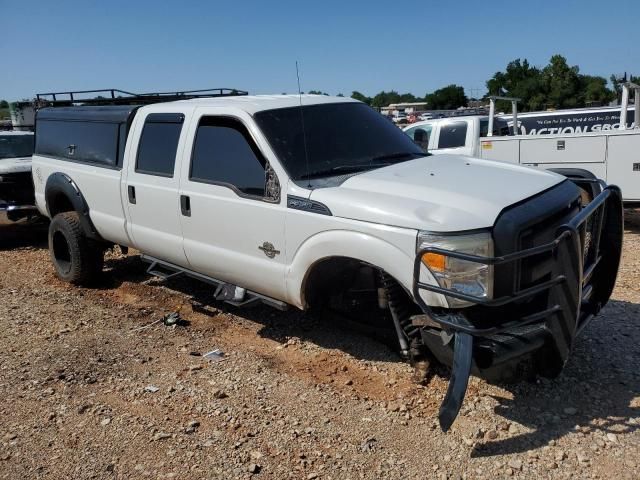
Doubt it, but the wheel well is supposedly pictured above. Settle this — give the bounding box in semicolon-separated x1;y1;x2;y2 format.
302;256;423;358
303;257;372;309
48;192;75;217
549;168;601;204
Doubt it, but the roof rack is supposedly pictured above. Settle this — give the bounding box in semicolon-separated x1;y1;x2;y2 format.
35;88;249;106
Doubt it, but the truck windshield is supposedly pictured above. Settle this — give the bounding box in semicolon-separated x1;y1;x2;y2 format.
254;103;426;182
0;135;34;159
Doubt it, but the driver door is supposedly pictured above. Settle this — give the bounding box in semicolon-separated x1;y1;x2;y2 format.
178;108;287;300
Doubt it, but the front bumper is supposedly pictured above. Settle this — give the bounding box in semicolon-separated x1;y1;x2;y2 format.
0;172;36;216
412;185;624;430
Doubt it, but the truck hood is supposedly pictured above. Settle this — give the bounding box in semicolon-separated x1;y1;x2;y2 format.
0;156;32;175
309;154;565;232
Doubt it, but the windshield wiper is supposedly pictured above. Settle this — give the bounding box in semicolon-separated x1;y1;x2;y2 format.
370;151;425;162
298;163;389;180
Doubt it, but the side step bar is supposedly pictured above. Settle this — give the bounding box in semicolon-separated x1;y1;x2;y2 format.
141;255;289;311
0;203;37;213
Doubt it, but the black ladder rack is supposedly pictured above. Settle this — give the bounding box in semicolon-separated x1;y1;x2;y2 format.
35;88;249;106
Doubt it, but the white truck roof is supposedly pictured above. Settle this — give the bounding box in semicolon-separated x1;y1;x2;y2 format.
148;94;360;115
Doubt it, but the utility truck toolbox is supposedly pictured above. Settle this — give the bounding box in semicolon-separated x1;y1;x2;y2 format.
31;88;624;431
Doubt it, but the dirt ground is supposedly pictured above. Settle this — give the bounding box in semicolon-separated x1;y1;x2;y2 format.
0;211;639;480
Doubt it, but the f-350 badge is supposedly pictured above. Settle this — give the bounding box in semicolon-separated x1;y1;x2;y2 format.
258;242;280;259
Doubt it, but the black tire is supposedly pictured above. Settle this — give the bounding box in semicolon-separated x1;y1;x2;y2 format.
48;212;104;285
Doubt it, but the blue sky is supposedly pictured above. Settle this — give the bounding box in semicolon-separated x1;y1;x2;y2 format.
1;0;638;101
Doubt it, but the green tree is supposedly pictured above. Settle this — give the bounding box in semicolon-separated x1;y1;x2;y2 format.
350;91;371;104
542;55;581;109
610;73;640;99
0;100;8;108
425;85;467;109
307;90;329;96
486;59;545;111
487;55;615;111
579;75;615;106
368;91;419;108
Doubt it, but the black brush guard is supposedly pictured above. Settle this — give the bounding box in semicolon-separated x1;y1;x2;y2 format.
412;185;623;431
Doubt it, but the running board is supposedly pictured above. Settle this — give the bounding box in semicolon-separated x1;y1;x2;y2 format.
141;255;289;311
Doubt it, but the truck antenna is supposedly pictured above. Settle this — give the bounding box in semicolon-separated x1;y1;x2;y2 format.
296;61;312;189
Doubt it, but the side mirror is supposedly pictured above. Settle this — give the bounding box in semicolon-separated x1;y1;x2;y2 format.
265;162;281;203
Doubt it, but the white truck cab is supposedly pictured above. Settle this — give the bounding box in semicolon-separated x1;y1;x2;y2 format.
30;88;623;431
404;116;508;157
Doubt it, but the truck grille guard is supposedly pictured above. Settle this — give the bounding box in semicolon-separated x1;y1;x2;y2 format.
412;185;624;431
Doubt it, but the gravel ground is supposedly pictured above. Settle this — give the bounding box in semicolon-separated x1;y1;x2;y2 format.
0;211;639;480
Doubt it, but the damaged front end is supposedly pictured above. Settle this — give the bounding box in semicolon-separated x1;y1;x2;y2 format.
412;181;623;431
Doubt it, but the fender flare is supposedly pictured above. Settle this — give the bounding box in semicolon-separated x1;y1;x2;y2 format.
44;172;102;241
548;168;602;201
284;229;441;309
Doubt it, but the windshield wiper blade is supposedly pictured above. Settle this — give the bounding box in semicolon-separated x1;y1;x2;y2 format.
371;151;424;162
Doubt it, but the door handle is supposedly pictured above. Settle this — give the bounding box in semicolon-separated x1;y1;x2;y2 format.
128;185;136;204
180;195;191;217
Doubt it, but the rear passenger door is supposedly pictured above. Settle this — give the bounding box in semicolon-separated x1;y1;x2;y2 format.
178;110;287;300
124;111;190;267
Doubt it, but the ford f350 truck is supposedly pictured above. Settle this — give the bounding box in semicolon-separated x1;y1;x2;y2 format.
31;88;623;431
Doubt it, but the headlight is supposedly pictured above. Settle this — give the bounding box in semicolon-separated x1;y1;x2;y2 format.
417;231;494;308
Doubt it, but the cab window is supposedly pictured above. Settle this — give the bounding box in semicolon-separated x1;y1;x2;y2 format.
480;119;511;137
404;125;432;152
437;122;468;149
190;116;267;198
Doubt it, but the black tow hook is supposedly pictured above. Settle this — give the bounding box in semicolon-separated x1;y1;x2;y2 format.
438;332;473;432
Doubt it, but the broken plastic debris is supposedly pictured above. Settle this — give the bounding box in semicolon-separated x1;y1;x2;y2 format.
163;312;181;326
203;349;225;362
144;385;160;393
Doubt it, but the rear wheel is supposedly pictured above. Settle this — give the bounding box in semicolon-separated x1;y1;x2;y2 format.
48;212;104;285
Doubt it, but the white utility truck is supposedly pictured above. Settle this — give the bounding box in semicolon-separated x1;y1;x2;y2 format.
31;88;623;431
0;130;36;221
404;84;640;204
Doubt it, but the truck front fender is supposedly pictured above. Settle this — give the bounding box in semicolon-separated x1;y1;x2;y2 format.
548;168;602;202
285;229;416;309
45;172;102;241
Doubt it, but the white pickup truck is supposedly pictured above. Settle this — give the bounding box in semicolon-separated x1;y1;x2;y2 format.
403;89;640;204
0;130;36;221
32;89;623;431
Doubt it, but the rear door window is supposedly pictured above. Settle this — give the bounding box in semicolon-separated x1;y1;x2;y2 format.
135;113;184;177
437;122;468;149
